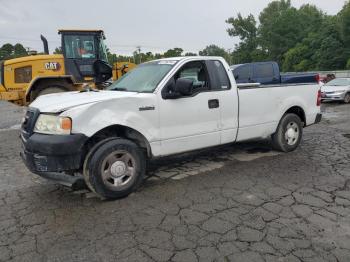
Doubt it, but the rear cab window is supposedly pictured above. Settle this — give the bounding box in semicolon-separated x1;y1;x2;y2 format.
233;65;252;83
254;63;274;78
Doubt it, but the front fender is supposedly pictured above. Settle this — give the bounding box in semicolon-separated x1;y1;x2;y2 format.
63;94;159;143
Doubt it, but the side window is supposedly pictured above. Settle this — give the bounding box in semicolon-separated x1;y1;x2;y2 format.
175;61;209;92
15;66;32;83
210;60;231;90
255;64;273;78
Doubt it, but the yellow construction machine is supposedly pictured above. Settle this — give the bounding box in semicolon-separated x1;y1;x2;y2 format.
0;29;136;105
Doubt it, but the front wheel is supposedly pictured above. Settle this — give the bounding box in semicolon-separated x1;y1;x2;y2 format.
30;85;67;102
271;113;303;152
86;138;146;199
344;93;350;104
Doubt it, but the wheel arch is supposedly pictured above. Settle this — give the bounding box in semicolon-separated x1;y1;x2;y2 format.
83;124;153;160
283;106;306;127
25;76;76;102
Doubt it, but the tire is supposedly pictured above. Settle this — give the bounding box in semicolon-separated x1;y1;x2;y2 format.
83;138;119;193
31;85;67;101
344;93;350;104
271;113;303;152
86;138;146;199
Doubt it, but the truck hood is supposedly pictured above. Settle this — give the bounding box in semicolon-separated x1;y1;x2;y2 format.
321;85;350;93
30;90;140;113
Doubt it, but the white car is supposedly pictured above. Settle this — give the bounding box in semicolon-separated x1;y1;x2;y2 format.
321;78;350;103
21;56;322;199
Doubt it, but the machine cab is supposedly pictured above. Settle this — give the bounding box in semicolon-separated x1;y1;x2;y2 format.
59;29;112;84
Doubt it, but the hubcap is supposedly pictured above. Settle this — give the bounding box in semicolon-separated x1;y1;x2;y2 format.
101;151;136;189
285;122;299;146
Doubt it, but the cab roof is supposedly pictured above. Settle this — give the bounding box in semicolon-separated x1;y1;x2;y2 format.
58;29;104;33
58;29;106;39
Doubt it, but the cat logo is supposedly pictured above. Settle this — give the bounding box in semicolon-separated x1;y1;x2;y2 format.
44;62;61;71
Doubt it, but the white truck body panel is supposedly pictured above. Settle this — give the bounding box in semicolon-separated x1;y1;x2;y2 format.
29;56;321;158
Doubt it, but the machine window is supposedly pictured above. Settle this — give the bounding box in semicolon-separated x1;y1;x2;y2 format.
64;35;96;59
15;66;32;83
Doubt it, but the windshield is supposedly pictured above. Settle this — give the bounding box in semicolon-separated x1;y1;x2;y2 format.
63;35;96;59
108;60;177;93
325;78;350;86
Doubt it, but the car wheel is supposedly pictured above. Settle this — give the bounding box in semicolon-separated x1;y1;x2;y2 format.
87;138;146;199
344;93;350;104
83;138;118;193
272;113;303;152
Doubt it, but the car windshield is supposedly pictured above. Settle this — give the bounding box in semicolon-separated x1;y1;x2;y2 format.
325;78;350;86
108;60;177;93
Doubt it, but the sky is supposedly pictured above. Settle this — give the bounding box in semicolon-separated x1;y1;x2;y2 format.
0;0;347;55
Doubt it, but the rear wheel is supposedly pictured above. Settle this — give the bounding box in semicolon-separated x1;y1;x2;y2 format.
86;138;146;199
344;93;350;104
272;113;303;152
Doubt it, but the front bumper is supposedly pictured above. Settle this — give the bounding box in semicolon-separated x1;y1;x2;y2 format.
21;133;88;174
321;92;346;101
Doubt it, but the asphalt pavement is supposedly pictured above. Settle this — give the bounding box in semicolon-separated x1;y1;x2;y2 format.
0;101;350;262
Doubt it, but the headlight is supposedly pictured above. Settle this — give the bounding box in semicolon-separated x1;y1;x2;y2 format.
34;114;72;135
334;90;346;94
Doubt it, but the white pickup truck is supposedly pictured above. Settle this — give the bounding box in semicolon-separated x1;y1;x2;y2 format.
21;56;322;199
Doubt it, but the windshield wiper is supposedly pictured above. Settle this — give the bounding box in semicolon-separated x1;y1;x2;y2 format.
110;87;128;91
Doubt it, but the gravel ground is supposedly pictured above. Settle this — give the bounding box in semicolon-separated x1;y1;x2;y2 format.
0;101;349;262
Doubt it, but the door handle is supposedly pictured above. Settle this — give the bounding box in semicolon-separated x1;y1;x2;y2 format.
208;99;219;109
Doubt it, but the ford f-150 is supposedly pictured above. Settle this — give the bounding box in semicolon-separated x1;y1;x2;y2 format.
21;56;322;199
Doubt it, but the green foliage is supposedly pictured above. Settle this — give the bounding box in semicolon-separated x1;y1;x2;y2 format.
226;14;262;63
228;0;350;71
347;58;350;69
163;48;183;58
184;52;197;56
199;45;227;57
53;47;62;54
0;43;28;60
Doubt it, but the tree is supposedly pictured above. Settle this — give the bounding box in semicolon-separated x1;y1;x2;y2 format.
184;52;197;56
226;13;261;63
164;48;183;57
53;47;62;54
0;43;14;60
259;1;303;64
13;43;27;58
199;45;230;62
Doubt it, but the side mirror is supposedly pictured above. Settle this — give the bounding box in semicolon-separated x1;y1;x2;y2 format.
93;60;112;83
175;78;193;96
234;74;239;80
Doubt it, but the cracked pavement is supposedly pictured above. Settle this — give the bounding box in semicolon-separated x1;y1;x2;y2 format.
0;101;350;262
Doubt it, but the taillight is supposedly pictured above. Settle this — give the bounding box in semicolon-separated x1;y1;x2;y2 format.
315;74;320;83
317;90;321;106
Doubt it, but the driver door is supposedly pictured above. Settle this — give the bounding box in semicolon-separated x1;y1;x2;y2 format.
158;60;221;156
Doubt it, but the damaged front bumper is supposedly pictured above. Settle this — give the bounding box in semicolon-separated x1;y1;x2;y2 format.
20;132;88;188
